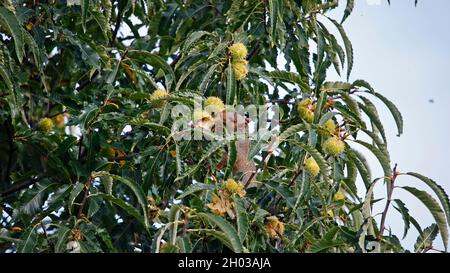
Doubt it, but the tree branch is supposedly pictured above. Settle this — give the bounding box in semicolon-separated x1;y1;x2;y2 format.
1;176;44;198
378;163;399;241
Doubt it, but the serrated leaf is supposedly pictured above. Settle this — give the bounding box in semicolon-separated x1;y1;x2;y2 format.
341;0;354;23
263;180;295;208
269;70;308;91
177;183;215;199
308;227;344;253
89;8;111;40
20;182;56;215
278;123;306;142
358;177;382;252
358;96;387;143
226;62;236;105
93;172;149;229
402;186;448;251
352;79;374;92
198;212;243;253
268;0;279;47
406;172;450;228
290;140;330;177
0;64;13;92
17;225;39;253
199;64;218;93
224;140;237;179
182;31;211;51
233;196;249;243
169;205;181;245
0;7;24;62
68;182;85;215
196;229;234;251
23;31;43;72
414;224;438;253
175;59;204;91
353;140;391;183
81;0;90;32
393;199;410;239
54;226;71;253
100;193;147;228
328;17;353;80
175;139;227;182
127;50;175;90
320;81;352;93
371;91;403;136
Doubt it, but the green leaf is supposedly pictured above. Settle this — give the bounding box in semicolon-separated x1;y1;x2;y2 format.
268;0;279;47
341;0;354;23
100;193;147;228
106;58;121;84
346;148;372;189
393;199;410;240
175;59;204;91
68;182;85;215
199;64;218;93
226;62;236;105
224;141;237;179
97;228;117;253
81;0;90;32
182;31;211;52
290;140;330;177
358;96;387;143
263;180;295;208
0;64;13;92
414;224;438;253
54;226;71;253
327;17;353;80
194;229;234;251
372;92;403;136
198;213;243;253
23;31;43;72
358;177;382;252
64;30;101;69
402;186;448;251
175;139;227;182
409;215;423;237
177;182;215;199
233;196;249;243
169;205;181;245
0;6;24;62
352;79;374;92
127;50;175;91
20;182;56;215
41;184;72;219
278;123;306;142
320;81;352;93
89;8;111;40
353;140;391;182
269;70;308;91
308;227;344;253
78;105;99;131
339;92;361;120
93;172;149;229
406;172;450;228
17;225;39;253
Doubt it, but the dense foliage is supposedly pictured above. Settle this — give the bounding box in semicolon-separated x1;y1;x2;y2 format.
1;0;448;253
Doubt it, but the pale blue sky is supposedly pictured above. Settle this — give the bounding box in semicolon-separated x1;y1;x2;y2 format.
328;0;450;251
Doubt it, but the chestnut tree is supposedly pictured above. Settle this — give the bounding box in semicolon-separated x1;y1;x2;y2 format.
1;0;448;253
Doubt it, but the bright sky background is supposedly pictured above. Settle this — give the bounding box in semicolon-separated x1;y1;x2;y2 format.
327;0;450;251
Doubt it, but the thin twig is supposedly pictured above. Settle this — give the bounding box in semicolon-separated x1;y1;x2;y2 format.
378;164;399;241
